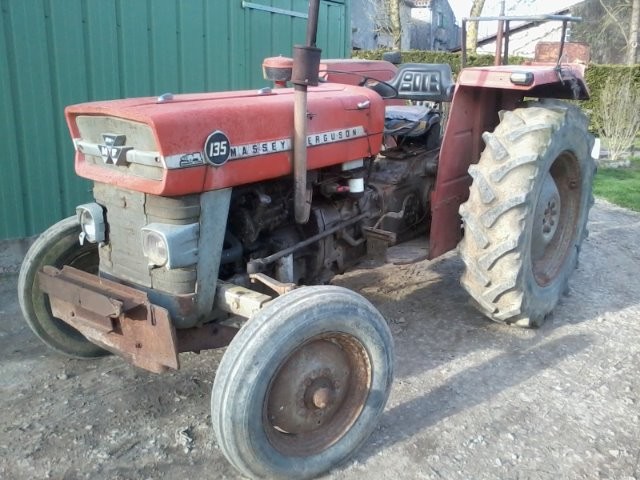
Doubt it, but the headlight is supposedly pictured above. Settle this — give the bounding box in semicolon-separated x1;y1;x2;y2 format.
142;230;169;267
76;203;106;245
141;223;199;269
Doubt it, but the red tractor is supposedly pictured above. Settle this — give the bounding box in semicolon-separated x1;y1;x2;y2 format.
18;3;595;478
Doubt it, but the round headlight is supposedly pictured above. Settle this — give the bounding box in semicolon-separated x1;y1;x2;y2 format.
79;209;96;239
76;203;106;245
142;231;168;267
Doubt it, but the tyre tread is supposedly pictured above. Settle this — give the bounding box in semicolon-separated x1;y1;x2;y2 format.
458;101;595;327
211;286;394;479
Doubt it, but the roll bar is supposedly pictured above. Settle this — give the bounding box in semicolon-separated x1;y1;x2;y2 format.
460;14;583;68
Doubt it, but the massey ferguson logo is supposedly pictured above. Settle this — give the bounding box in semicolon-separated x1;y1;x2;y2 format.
200;127;367;167
99;134;132;166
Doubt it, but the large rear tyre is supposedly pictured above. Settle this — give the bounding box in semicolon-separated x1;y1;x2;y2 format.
18;216;107;357
211;286;394;479
458;100;595;328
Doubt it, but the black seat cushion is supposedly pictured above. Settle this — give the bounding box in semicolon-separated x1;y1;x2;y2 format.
387;63;454;102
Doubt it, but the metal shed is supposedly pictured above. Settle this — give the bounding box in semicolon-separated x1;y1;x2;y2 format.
0;0;349;240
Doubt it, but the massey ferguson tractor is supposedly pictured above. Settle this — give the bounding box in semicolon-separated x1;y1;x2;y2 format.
18;2;596;478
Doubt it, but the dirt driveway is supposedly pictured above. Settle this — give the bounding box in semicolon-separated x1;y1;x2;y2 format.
1;199;639;480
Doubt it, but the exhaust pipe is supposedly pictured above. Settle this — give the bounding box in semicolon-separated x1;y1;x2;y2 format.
292;0;321;224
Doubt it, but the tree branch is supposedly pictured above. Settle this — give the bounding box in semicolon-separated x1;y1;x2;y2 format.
599;0;629;43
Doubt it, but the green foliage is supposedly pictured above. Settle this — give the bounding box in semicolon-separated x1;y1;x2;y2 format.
593;157;640;211
590;69;640;160
582;65;640;123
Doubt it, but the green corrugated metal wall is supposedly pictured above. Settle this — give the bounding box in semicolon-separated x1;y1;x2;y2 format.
0;0;349;240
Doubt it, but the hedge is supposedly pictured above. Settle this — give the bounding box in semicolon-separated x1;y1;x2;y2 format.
582;64;640;116
352;49;640;125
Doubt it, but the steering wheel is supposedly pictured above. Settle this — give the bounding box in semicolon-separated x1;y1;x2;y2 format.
319;70;399;99
360;77;399;100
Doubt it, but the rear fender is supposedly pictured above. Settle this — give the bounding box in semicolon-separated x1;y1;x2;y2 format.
428;63;590;260
428;85;522;259
457;64;589;100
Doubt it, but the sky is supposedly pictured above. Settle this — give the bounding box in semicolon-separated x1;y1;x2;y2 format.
447;0;580;23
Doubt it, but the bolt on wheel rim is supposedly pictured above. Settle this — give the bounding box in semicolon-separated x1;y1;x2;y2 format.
531;151;582;287
532;172;561;258
264;333;372;457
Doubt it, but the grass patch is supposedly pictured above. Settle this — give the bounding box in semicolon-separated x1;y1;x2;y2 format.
593;157;640;211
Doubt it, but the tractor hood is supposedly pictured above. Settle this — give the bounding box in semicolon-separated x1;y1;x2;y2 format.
66;84;385;196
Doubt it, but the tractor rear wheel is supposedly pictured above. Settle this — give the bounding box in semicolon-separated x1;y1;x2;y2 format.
458;100;595;328
18;216;107;357
211;286;394;479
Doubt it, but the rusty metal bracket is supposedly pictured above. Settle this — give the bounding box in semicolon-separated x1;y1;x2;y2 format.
215;281;272;317
38;266;249;372
249;273;296;296
38;266;179;373
363;226;397;259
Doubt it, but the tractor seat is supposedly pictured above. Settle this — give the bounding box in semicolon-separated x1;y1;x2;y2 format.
384;105;440;137
371;63;455;103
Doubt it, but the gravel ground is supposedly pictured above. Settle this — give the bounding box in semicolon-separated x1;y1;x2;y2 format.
1;198;639;480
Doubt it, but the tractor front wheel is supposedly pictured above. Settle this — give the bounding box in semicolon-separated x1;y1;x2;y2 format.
458;100;595;328
211;286;394;479
18;216;107;357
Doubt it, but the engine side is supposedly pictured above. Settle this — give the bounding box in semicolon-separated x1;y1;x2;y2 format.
219;148;437;288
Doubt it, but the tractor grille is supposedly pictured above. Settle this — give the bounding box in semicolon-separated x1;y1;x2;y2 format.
75;115;163;180
93;182;200;295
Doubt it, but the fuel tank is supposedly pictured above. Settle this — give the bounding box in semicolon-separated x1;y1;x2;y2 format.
65;84;385;196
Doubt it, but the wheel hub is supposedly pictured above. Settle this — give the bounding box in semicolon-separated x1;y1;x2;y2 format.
306;380;335;410
267;340;351;434
264;332;372;456
532;173;561;259
530;152;582;287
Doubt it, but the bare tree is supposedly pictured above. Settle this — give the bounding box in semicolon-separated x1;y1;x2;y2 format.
388;0;402;50
465;0;486;53
597;0;639;64
628;0;640;64
594;75;640;162
573;0;638;64
365;0;403;50
599;0;630;45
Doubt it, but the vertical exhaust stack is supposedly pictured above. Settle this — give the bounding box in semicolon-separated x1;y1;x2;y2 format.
292;0;321;224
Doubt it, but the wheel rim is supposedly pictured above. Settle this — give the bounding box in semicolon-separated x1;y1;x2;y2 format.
264;333;372;457
531;151;582;286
